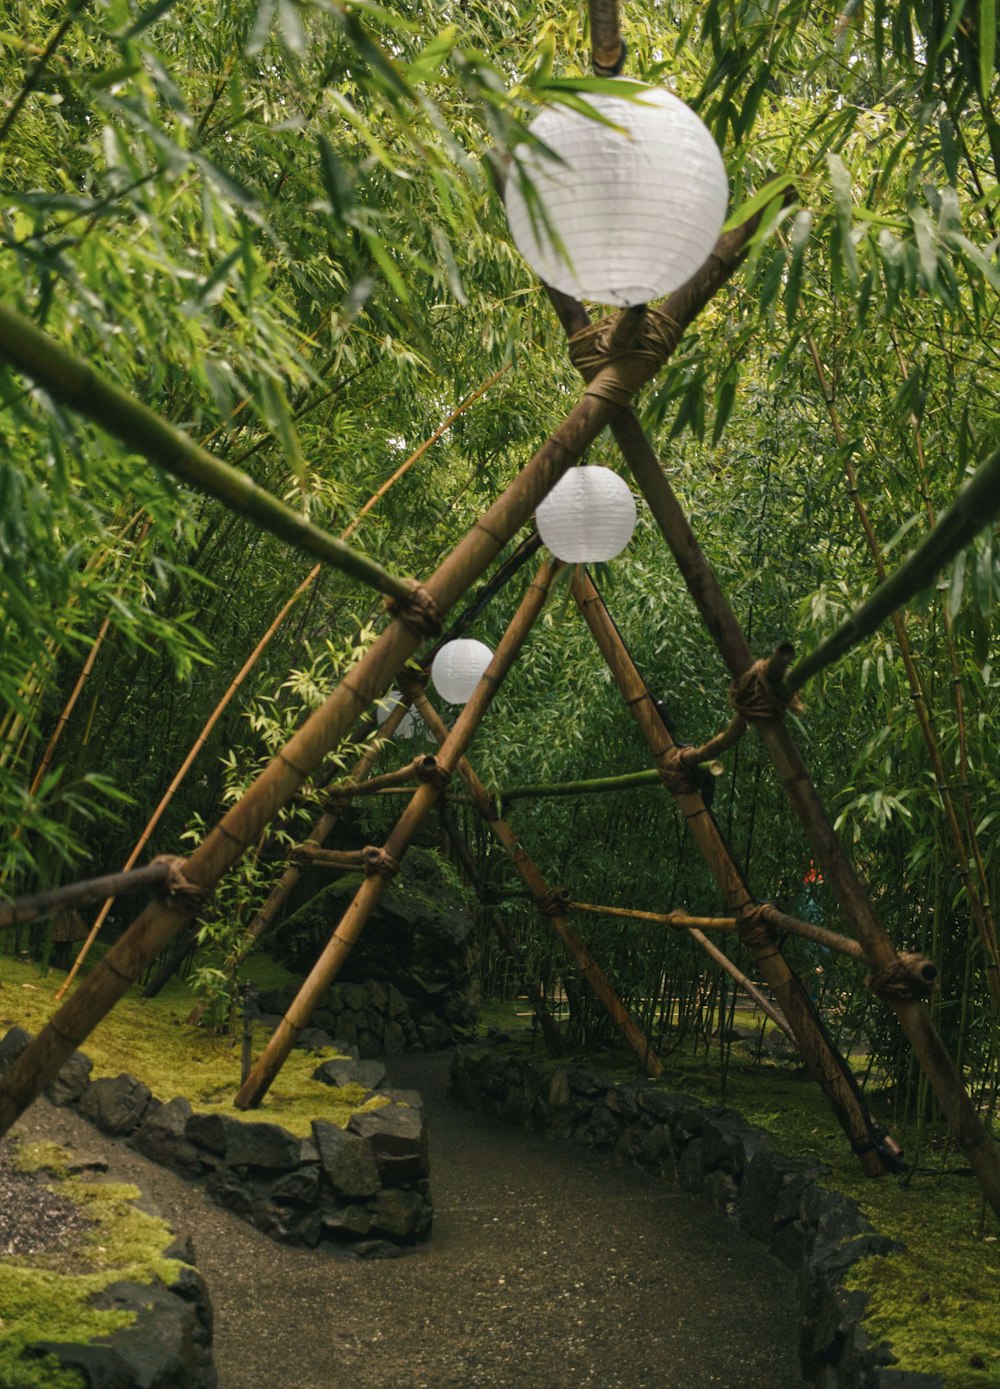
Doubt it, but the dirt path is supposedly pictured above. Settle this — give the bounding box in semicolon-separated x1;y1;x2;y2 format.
14;1055;805;1389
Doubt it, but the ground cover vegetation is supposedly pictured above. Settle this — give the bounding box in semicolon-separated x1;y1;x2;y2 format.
1;0;999;1382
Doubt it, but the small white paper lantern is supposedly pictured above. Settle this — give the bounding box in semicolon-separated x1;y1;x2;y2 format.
430;639;494;705
536;466;637;562
505;84;728;306
376;689;420;739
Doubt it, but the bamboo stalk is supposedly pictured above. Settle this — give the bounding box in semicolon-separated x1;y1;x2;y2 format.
759;904;865;962
0;212;760;1139
234;561;561;1107
589;0;625;74
0;863;172;931
289;847;365;869
0;303;417;602
572;567;889;1173
784;441;1000;696
413;691;664;1078
569;900;738;930
687;927;795;1043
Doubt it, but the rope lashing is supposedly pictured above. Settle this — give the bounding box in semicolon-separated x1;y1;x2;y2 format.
150;855;211;906
867;952;938;1002
323;793;352;817
362;845;402;879
387;582;443;638
414;755;452;791
567;306;682;407
537;885;571;918
470;785;499;821
737;901;776;954
396;670;427;701
729;658;804;722
659;747;698;796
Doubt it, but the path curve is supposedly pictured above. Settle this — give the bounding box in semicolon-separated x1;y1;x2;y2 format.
14;1054;805;1389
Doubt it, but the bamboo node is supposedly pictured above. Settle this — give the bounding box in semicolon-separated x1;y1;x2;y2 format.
537;885;570;918
414;755;452;790
659;748;698;796
567;306;681;406
737;902;775;953
729;657;803;722
388;583;443;638
866;952;938;1002
150;855;210;906
363;846;402;879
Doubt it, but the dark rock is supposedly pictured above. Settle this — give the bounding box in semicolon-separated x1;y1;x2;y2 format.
186;1112;229;1155
382;1020;407;1055
295;1028;337;1051
222;1119;301;1171
368;1187;427;1240
0;1024;32;1075
78;1074;152;1136
635;1089;699;1123
736;1150;828;1243
572;1103;622;1152
566;1067;613;1097
45;1050;93;1106
605;1086;641;1121
267;1164;321;1206
700;1115;771;1174
64;1152;109;1176
348;1103;428;1183
353;1238;405;1260
313;1058;387;1091
313;1120;380;1197
204;1166;255;1217
131;1097;203;1176
322;1201;372;1239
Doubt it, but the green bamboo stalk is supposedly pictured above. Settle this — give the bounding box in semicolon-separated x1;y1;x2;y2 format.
785;441;1000;695
0;302;415;603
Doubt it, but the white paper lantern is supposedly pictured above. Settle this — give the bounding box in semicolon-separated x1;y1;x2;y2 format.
376;689;420;739
430;639;494;705
505;84;728;306
536;466;637;562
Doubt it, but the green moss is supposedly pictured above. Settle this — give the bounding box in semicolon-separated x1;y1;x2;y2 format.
0;956;377;1137
0;1142;181;1389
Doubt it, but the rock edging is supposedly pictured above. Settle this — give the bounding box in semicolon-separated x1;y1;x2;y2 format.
1;1025;432;1258
449;1045;942;1389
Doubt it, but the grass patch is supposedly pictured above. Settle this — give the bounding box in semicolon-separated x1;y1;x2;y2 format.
0;1140;180;1389
0;955;379;1137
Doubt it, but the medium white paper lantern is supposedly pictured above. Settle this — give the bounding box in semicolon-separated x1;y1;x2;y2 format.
430;639;494;705
536;466;637;562
376;689;420;739
505;84;728;306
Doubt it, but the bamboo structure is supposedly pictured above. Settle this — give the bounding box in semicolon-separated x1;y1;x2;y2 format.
686;927;795;1043
234;560;561;1108
571;567;890;1173
412;691;663;1077
0;201;764;1137
0;862;173;931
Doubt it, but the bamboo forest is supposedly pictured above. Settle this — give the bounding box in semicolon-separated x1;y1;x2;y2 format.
1;1;999;1386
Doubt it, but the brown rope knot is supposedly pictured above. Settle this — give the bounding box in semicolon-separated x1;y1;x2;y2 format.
396;669;427;702
289;843;317;867
729;659;803;723
567;306;682;407
414;755;452;790
537;885;570;918
470;785;499;821
867;952;937;1002
363;845;401;879
738;902;775;954
151;855;211;906
387;582;443;638
324;793;352;817
659;748;698;796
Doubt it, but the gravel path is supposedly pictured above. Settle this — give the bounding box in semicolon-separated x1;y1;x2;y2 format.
13;1055;805;1389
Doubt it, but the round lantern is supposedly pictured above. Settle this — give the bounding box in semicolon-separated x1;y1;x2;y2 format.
504;83;728;306
536;466;636;562
376;689;420;739
430;639;494;705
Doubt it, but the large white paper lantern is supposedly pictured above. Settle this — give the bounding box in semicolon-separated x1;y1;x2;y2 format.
430;639;494;705
536;466;636;562
505;83;728;306
376;689;420;739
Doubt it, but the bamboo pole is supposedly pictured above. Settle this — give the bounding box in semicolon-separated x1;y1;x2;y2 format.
0;863;172;932
412;691;664;1078
496;764;721;808
234;560;561;1108
571;567;889;1173
438;801;564;1057
589;0;625;74
784;440;1000;696
0;302;418;603
685;927;795;1043
569;901;739;930
759;904;866;962
0;210;763;1140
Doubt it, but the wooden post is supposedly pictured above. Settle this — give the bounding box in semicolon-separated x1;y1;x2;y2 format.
572;567;889;1174
0;862;173;931
233;560;560;1109
412;691;664;1078
685;928;795;1043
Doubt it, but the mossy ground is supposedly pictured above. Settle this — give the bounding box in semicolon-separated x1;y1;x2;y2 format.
481;1000;1000;1389
0;952;380;1137
0;1139;181;1389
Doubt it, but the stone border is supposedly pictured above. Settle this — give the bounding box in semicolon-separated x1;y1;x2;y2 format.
449;1045;943;1389
1;1025;432;1258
